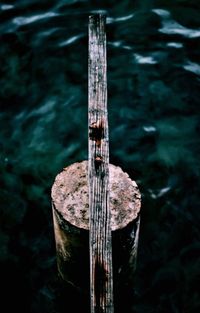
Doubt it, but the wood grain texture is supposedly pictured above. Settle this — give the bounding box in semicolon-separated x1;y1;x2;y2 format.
88;15;114;313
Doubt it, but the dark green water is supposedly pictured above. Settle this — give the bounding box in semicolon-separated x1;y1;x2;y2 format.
1;1;200;312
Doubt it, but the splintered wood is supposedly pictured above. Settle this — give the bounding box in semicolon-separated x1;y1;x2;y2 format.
88;15;114;313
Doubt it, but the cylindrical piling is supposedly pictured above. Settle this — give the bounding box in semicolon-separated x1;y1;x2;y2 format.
51;160;141;300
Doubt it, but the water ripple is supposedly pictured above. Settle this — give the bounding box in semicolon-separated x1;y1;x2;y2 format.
107;13;134;24
38;28;61;38
1;4;14;10
59;33;85;47
13;12;59;26
143;126;157;133
183;61;200;76
108;40;132;50
167;42;183;48
153;8;200;38
134;53;157;65
149;186;171;199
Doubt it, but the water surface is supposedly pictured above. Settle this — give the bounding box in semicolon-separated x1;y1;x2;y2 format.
1;1;200;312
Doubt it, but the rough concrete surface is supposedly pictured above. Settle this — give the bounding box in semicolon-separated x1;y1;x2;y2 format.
51;160;141;231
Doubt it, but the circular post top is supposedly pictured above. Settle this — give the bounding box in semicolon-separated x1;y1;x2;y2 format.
51;161;141;231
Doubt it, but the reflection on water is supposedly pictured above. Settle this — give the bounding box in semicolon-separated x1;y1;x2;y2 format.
0;0;200;313
153;8;200;38
13;12;59;26
59;33;85;47
183;60;200;75
134;53;157;64
107;13;135;24
1;4;14;11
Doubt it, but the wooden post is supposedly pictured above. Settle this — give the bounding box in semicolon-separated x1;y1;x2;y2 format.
88;14;113;313
51;13;142;313
51;161;141;311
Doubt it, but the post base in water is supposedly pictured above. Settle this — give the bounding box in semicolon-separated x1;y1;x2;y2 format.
51;160;141;309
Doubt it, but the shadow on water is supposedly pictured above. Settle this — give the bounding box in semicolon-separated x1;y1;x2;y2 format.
0;0;200;312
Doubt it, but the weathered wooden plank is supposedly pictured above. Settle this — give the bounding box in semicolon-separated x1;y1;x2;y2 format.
88;14;114;313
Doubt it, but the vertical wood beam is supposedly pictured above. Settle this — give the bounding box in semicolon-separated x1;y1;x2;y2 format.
88;14;114;313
